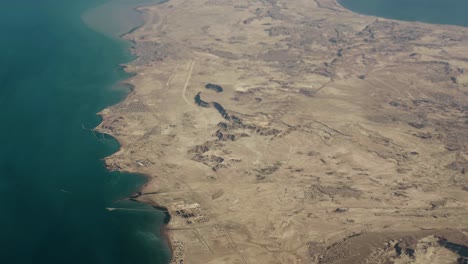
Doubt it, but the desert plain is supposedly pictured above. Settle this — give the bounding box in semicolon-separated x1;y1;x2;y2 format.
96;0;468;263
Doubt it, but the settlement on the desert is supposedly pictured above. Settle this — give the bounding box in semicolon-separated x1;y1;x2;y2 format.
96;0;468;263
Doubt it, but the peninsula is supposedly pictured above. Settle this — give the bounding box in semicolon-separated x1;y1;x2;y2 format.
97;0;468;263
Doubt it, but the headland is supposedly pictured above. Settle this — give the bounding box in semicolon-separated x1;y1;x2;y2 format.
97;0;468;263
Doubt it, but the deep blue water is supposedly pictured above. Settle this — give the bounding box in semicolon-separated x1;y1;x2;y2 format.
0;0;170;263
339;0;468;27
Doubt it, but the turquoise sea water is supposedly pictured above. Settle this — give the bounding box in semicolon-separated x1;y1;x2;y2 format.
0;0;170;263
339;0;468;27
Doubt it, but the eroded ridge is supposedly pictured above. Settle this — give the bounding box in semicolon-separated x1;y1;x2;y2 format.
97;0;468;263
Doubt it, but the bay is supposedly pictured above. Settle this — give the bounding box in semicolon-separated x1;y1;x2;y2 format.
338;0;468;28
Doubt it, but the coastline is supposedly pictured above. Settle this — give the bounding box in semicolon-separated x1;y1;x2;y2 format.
96;0;468;263
90;0;175;260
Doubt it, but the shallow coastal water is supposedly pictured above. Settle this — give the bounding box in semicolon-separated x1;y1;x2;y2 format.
339;0;468;27
0;0;169;263
83;0;163;38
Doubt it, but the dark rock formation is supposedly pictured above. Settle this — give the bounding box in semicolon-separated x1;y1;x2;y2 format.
194;92;210;107
205;83;224;92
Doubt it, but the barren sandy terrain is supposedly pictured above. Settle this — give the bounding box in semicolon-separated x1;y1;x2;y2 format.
96;0;468;263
